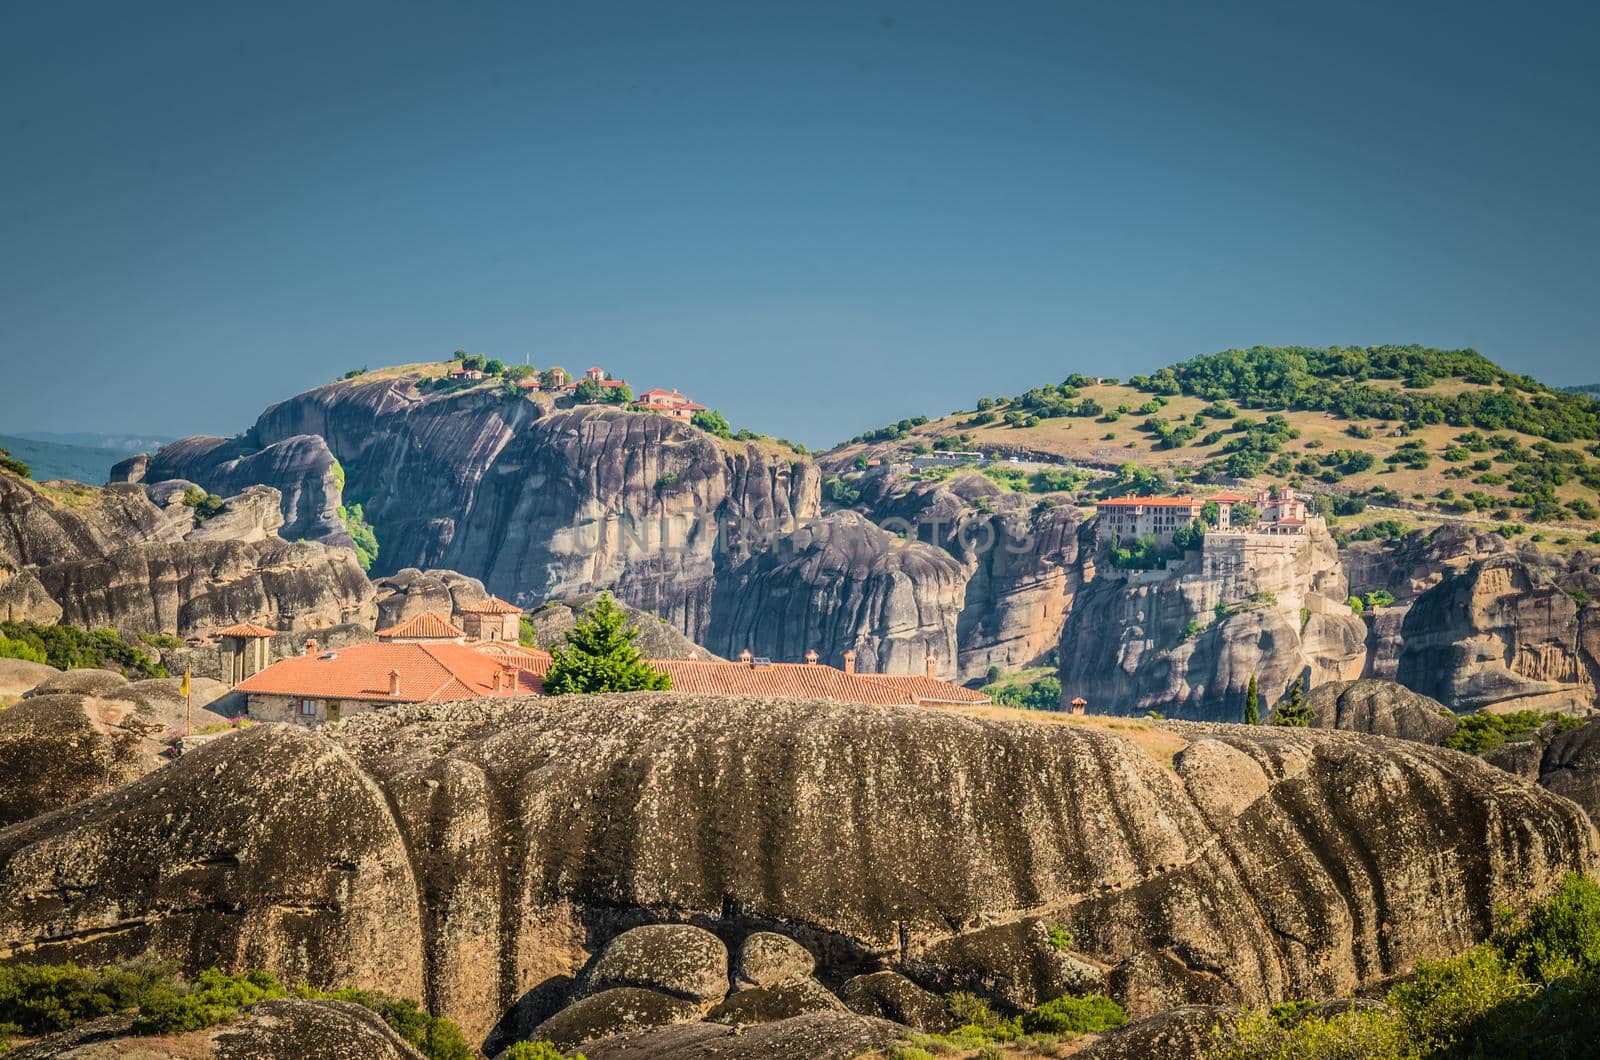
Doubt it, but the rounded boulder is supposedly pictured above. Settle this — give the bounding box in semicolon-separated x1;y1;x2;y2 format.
586;924;729;1002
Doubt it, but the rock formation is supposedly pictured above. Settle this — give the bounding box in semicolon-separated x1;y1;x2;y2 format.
525;594;718;659
1060;522;1367;720
1394;550;1599;714
150;376;820;644
706;511;967;676
1305;678;1459;744
0;694;1589;1047
372;567;490;628
0;671;231;828
1539;719;1600;823
0;469;375;638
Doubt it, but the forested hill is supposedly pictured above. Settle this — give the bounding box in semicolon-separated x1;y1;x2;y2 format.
827;345;1600;532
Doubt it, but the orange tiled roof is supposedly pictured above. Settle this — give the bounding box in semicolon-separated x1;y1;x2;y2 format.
375;611;465;640
655;661;912;704
1096;496;1199;508
1207;492;1252;503
856;673;992;704
473;642;553;676
236;642;541;702
214;622;277;638
457;596;523;615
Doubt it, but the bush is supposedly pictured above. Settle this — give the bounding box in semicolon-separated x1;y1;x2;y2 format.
302;988;472;1060
691;409;732;438
0;622;166;677
180;486;224;520
0;636;47;663
0;447;30;479
502;1043;583;1060
338;502;379;571
0;960;173;1035
1020;994;1127;1036
133;968;285;1033
1442;713;1505;755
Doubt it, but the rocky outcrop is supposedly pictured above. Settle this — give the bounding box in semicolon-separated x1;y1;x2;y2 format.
372;568;489;628
1394;551;1600;714
734;931;815;989
155;376;820;643
707;511;967;676
0;669;239;829
1306;679;1459;744
1061;523;1367;720
526;594;718;659
11;999;427;1059
145;434;350;547
0;470;375;638
578;1011;902;1059
1540;720;1600;823
0;695;1589;1045
859;471;1086;680
839;971;952;1031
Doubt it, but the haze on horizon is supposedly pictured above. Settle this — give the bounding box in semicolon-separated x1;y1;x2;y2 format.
1;0;1596;450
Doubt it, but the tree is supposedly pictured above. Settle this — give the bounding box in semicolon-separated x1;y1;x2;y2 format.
572;377;604;403
691;409;731;437
1200;501;1221;527
0;447;30;480
540;367;570;389
541;594;671;695
1244;673;1259;725
1272;676;1313;726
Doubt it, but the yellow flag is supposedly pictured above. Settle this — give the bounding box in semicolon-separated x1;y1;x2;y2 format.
180;668;191;698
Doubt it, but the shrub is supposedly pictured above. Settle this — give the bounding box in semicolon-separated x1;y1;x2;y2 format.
691;409;732;437
0;636;47;663
1019;994;1127;1035
1442;713;1505;755
133;968;285;1033
1047;924;1074;951
501;1043;583;1060
0;622;166;677
0;960;174;1035
180;486;224;520
0;447;30;479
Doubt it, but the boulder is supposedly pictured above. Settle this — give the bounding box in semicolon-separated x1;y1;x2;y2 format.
1073;1004;1234;1060
24;668;128;698
9;1000;426;1059
903;918;1106;1012
839;971;953;1031
706;977;845;1025
733;931;814;989
580;1011;903;1060
528;988;700;1049
584;924;730;1003
1305;679;1458;744
0;657;58;697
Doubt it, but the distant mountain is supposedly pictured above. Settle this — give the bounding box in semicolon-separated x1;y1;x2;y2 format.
10;430;175;452
0;433;133;485
1564;383;1600;397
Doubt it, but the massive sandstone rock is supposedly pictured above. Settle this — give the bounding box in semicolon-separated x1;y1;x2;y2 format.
0;470;374;637
1539;719;1600;823
1060;523;1367;720
706;510;967;676
526;594;717;659
858;471;1086;681
143;433;350;547
153;376;819;643
0;695;1589;1045
1394;550;1600;714
372;567;490;628
1306;678;1459;744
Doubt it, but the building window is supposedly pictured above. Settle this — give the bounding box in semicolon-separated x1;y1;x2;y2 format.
299;699;319;717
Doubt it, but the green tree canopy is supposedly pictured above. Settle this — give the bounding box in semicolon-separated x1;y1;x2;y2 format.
542;594;671;695
1272;676;1314;726
1244;672;1260;725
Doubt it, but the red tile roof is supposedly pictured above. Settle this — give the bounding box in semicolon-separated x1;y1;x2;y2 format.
473;642;553;675
236;642;541;703
1096;496;1199;508
457;596;523;615
855;674;992;704
214;622;277;638
1207;492;1252;503
375;611;465;640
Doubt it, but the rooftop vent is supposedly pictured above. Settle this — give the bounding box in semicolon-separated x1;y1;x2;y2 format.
319;652;338;660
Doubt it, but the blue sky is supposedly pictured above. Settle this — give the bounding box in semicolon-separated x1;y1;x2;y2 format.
2;1;1596;448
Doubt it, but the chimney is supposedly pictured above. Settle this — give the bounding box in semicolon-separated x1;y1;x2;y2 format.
388;669;400;696
739;648;753;667
304;639;318;657
925;652;937;678
804;649;819;665
842;649;857;675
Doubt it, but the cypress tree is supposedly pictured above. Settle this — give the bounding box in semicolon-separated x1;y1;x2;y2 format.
1244;673;1260;725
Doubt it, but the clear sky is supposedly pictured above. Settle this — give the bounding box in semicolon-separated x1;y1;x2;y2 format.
2;1;1596;449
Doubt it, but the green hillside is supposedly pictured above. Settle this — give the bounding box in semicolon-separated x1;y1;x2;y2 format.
0;433;131;485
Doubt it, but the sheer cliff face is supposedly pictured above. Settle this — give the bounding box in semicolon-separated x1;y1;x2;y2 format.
0;697;1590;1042
706;510;967;675
159;377;820;643
0;471;374;636
1395;551;1600;713
1059;524;1367;721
